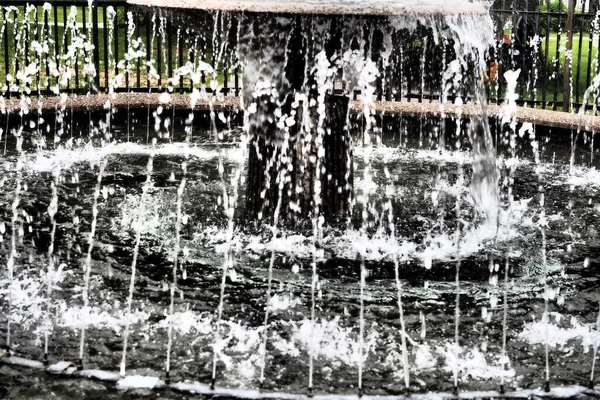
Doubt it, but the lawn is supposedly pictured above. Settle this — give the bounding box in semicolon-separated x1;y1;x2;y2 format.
546;32;599;100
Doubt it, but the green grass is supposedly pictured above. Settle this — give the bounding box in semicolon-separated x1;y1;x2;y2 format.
546;32;599;99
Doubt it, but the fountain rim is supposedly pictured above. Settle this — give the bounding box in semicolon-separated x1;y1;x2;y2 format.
125;0;489;17
2;355;600;400
1;93;597;132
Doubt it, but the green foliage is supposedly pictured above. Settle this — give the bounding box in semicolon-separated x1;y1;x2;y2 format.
538;1;592;35
540;0;568;13
539;1;568;35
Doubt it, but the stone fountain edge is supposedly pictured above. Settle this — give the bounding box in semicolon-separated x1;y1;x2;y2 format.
1;92;598;132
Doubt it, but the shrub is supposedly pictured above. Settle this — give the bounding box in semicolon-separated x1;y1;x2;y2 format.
539;0;569;35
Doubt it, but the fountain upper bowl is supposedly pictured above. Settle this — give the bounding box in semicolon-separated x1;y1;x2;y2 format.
126;0;488;17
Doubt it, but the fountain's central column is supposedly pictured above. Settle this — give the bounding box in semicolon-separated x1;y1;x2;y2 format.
239;15;354;225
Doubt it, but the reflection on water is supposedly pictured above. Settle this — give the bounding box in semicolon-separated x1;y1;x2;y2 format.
0;109;599;398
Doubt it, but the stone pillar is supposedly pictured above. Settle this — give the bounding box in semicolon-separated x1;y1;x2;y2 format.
241;15;353;226
321;95;353;223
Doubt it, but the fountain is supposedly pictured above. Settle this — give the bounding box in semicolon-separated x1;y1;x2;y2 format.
0;0;600;399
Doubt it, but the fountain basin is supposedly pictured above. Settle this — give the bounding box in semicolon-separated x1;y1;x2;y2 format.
1;107;599;398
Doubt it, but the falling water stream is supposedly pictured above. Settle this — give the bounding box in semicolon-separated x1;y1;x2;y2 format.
119;137;156;377
43;166;60;364
79;158;108;366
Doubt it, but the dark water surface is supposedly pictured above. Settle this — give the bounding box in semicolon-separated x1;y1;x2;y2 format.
0;109;599;399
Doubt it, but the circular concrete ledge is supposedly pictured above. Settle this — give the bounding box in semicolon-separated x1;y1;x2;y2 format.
126;0;488;16
2;93;598;132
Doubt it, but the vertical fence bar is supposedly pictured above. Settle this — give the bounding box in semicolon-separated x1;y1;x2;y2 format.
53;3;58;63
541;0;551;108
200;15;206;89
92;0;101;91
3;8;9;90
429;35;435;103
35;4;40;96
11;9;19;92
510;0;517;70
234;63;239;96
595;29;600;124
157;17;162;88
585;12;594;99
62;4;67;72
44;5;50;92
114;6;119;85
496;0;507;105
552;0;564;109
518;0;530;102
532;2;541;107
103;5;109;91
74;6;81;91
145;11;151;89
13;8;18;93
167;17;173;88
376;59;382;101
136;10;141;89
564;0;575;111
124;4;130;91
406;40;412;102
178;27;183;93
386;53;392;102
574;11;584;104
396;41;403;101
417;45;422;104
24;7;29;75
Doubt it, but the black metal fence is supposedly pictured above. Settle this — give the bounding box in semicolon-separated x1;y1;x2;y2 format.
1;0;599;111
0;0;235;97
489;0;600;111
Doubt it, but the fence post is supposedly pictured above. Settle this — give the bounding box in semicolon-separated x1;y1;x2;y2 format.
563;0;575;112
91;0;101;91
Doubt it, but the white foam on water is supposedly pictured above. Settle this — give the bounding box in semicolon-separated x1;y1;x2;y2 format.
78;369;121;381
47;361;75;373
269;293;302;312
353;147;474;165
519;314;600;350
0;275;48;335
353;146;533;171
438;344;515;381
157;310;213;336
289;317;379;365
566;166;600;187
245;234;315;259
2;356;45;369
241;195;531;266
116;375;164;389
58;305;151;333
24;142;243;172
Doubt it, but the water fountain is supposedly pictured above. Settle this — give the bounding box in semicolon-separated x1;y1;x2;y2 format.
1;0;600;399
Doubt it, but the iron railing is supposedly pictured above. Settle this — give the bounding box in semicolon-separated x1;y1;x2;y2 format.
489;0;600;111
1;0;599;111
